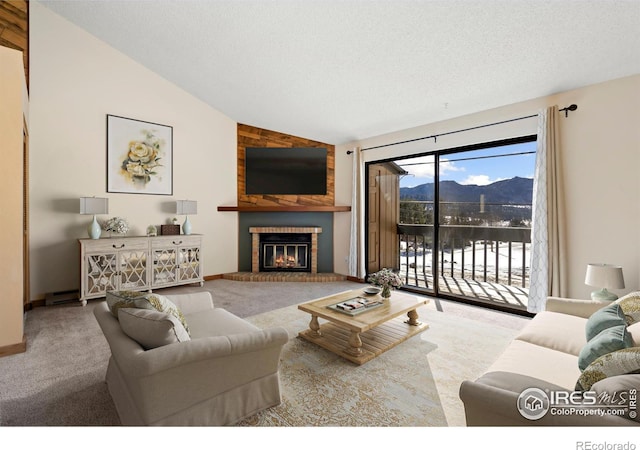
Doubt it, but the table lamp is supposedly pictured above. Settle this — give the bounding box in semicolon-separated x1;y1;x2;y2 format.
585;263;625;301
80;197;109;239
176;200;197;235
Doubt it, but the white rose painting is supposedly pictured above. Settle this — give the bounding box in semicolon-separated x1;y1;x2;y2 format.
107;115;173;195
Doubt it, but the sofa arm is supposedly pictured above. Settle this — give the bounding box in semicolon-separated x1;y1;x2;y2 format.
119;327;289;424
460;372;634;426
119;326;289;377
544;296;607;318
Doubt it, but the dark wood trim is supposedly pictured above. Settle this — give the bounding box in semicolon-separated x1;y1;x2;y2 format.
346;276;365;283
0;335;26;357
217;205;351;213
203;274;224;281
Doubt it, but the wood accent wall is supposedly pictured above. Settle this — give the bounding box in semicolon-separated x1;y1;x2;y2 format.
0;1;28;86
237;124;335;207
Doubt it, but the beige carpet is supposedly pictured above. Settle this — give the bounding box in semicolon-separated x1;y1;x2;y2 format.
0;280;528;426
238;299;522;426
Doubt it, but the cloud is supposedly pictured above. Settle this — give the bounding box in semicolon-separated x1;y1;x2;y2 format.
397;156;464;180
460;175;506;186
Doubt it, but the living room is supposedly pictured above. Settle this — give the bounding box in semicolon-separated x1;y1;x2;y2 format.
1;0;639;446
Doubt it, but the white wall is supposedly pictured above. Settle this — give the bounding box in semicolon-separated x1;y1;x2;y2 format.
29;3;238;300
335;75;640;299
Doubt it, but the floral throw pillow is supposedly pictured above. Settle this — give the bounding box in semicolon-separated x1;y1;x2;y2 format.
616;292;640;325
576;347;640;391
106;290;190;336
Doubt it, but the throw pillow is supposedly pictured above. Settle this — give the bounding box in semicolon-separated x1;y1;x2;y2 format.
576;347;640;391
585;302;627;341
578;325;633;371
628;322;640;347
106;290;154;316
616;292;640;325
106;290;190;335
118;308;191;350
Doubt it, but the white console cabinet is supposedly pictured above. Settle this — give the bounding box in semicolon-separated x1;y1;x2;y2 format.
79;234;203;305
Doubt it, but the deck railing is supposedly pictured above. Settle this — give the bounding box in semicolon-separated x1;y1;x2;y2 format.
397;223;531;290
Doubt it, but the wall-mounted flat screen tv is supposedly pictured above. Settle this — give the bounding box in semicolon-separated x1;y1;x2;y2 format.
245;147;327;195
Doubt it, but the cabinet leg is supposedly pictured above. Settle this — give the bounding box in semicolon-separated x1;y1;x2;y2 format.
80;299;87;307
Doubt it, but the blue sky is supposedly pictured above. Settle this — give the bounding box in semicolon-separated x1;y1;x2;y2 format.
395;141;537;188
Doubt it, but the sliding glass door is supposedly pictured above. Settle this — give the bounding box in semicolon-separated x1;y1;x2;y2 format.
366;136;536;313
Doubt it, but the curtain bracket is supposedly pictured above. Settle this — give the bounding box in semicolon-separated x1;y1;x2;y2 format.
559;104;578;118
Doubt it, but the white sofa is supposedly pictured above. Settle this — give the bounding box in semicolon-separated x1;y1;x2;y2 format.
459;295;640;426
93;291;289;426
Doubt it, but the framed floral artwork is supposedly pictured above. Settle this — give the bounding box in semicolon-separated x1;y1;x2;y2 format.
106;114;173;195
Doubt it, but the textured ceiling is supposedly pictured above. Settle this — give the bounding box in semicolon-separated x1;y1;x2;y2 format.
39;0;640;144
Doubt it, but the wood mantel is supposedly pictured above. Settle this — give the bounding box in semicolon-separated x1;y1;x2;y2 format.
217;205;350;212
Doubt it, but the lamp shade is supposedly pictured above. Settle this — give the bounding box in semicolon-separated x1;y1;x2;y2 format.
585;263;625;289
79;197;109;215
176;200;197;215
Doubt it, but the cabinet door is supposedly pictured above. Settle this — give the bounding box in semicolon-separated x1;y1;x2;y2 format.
85;253;118;296
118;248;149;290
178;245;201;282
152;247;178;287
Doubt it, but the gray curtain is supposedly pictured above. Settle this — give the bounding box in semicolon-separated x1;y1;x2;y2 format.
528;105;567;313
348;147;365;279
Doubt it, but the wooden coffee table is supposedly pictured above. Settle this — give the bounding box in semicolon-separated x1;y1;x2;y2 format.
298;288;429;365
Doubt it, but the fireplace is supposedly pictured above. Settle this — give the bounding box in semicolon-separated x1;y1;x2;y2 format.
260;233;311;272
250;226;322;273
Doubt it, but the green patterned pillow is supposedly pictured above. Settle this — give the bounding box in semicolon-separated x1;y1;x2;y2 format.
576;347;640;391
106;290;154;316
106;290;190;335
616;292;640;325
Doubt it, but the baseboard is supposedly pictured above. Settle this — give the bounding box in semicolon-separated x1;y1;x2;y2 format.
0;335;27;358
203;274;224;281
346;276;365;283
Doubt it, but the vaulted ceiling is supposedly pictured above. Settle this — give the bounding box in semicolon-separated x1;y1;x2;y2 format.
40;0;640;144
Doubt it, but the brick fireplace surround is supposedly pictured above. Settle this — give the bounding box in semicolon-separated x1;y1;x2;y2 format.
250;226;322;273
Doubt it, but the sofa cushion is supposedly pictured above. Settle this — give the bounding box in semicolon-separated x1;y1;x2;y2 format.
485;340;582;390
106;290;190;335
576;347;640;391
578;325;633;371
118;308;191;350
515;311;587;356
185;308;260;339
616;292;640;324
585;302;627;341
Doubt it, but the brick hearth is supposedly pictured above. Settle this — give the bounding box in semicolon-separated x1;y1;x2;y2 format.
223;272;347;282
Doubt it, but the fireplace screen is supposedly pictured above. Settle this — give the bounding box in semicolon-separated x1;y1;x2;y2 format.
259;233;311;272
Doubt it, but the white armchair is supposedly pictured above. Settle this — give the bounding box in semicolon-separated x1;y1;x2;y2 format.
93;291;289;426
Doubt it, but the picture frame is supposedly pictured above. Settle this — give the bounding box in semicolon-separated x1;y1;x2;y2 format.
106;114;173;195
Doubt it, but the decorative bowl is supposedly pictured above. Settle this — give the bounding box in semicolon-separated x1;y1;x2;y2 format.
363;286;381;295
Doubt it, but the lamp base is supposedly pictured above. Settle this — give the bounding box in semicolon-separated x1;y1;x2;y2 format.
590;288;618;302
88;215;101;240
183;216;192;235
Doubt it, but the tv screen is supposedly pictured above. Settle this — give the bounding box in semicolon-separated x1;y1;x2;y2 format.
245;147;327;195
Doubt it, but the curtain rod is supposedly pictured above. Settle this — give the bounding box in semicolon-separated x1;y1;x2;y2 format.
346;104;577;154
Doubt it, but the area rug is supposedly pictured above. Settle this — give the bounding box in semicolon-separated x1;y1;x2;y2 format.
238;300;522;426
